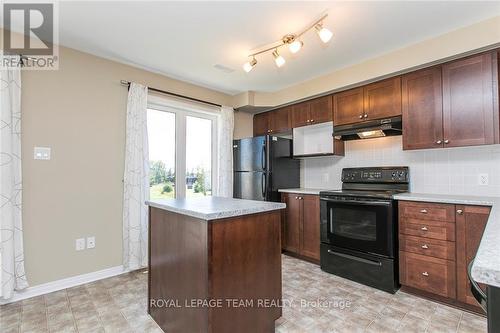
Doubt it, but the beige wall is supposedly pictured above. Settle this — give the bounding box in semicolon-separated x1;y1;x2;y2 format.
17;43;232;286
233;111;254;139
242;16;500;108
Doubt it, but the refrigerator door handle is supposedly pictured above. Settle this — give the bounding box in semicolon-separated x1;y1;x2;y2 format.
262;144;266;171
261;173;266;200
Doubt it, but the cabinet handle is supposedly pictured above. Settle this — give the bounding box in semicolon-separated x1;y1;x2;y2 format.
421;226;428;231
436;140;442;144
422;272;429;277
295;196;298;200
457;209;463;215
298;196;303;200
311;119;314;122
364;114;368;118
444;140;450;144
359;115;363;119
420;209;428;214
421;244;429;249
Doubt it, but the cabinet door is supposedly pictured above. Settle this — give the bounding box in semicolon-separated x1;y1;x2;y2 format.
270;107;291;133
253;112;270;136
442;52;497;147
300;195;320;261
333;87;364;126
364;77;402;121
291;102;310;128
456;205;490;308
282;193;301;253
309;96;333;125
402;67;444;150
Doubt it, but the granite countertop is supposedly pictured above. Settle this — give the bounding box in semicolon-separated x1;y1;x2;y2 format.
146;196;286;220
394;192;500;288
278;188;327;195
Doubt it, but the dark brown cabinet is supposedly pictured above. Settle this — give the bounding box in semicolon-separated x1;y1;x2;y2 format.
253;112;270;136
403;51;499;150
442;52;498;148
253;107;291;136
334;78;402;126
292;96;333;128
333;87;364;126
399;200;491;313
281;193;320;262
456;205;490;308
402;67;444;150
363;77;402;121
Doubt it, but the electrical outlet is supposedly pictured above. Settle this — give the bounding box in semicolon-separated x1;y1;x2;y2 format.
478;173;489;186
86;236;95;249
76;238;85;251
34;147;51;160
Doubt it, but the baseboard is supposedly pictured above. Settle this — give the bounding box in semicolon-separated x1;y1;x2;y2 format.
0;265;129;305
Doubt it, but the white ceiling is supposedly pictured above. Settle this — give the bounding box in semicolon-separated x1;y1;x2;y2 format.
5;1;500;95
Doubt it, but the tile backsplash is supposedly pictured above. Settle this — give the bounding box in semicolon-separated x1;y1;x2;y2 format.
302;136;500;197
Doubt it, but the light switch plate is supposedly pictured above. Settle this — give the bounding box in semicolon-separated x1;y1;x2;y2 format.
34;147;51;160
76;238;85;251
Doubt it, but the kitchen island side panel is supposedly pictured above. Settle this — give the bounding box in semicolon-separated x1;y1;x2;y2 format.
148;206;209;333
208;211;282;333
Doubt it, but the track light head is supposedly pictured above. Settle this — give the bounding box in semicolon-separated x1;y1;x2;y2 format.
315;23;333;43
243;57;257;73
272;49;285;67
288;40;303;54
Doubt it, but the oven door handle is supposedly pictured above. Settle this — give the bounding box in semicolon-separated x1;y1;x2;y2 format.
320;198;391;206
327;249;382;266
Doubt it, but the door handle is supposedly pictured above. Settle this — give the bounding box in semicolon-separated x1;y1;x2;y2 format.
327;250;382;266
261;173;266;199
261;143;266;171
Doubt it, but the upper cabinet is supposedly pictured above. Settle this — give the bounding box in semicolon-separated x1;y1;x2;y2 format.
333;77;402;126
333;88;364;126
442;52;498;148
292;96;333;128
253;107;291;136
403;51;499;150
402;67;444;150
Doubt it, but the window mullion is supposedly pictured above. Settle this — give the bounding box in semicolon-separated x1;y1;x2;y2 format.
176;112;187;198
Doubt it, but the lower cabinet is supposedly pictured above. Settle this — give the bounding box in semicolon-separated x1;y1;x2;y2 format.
399;200;490;312
281;193;320;262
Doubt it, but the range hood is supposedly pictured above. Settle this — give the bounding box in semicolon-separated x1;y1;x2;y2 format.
333;116;402;141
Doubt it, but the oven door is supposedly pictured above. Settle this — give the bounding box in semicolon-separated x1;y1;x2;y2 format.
320;196;395;257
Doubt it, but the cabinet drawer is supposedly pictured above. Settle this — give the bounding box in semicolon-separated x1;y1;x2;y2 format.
400;235;455;261
400;252;456;298
399;201;455;222
400;218;455;241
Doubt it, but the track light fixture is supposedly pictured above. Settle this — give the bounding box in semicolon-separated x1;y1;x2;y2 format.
243;13;332;72
243;57;257;73
272;49;286;67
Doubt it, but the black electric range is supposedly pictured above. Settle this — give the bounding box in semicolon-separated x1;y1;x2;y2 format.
319;166;409;293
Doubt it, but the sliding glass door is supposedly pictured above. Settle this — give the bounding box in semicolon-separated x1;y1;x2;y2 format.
147;105;217;199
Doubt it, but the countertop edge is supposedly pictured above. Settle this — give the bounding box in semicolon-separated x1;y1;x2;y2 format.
278;188;324;195
146;200;286;221
393;193;500;288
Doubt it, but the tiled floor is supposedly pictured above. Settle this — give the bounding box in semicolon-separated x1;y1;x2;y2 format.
0;255;487;333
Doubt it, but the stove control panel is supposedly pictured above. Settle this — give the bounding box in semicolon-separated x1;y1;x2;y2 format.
342;167;409;183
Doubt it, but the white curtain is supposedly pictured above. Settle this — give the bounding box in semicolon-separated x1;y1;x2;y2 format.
1;56;28;299
122;83;149;270
215;106;234;197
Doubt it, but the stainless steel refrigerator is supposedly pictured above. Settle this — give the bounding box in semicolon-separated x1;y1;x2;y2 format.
233;135;300;202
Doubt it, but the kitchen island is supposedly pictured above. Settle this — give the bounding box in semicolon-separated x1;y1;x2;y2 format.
146;197;286;333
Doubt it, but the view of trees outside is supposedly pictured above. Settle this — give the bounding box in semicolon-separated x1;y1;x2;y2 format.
147;109;212;199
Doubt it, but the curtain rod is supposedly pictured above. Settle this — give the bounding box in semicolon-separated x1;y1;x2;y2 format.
120;80;222;108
